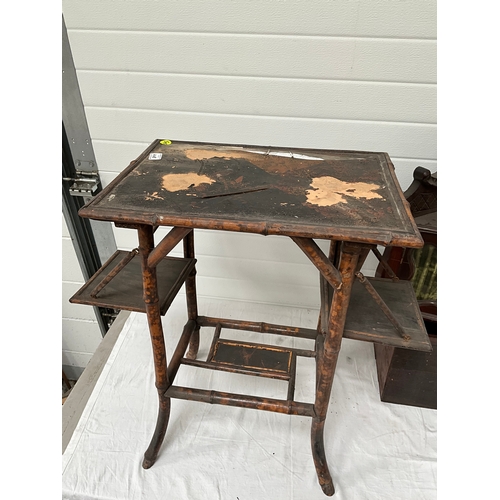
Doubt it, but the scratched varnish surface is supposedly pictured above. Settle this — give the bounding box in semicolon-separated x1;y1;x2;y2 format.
82;140;421;246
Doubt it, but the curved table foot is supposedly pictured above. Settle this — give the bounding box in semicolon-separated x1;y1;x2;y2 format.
142;396;171;469
311;417;335;496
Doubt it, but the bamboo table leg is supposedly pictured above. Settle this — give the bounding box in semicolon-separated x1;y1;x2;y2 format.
138;225;172;469
312;242;361;496
183;231;200;360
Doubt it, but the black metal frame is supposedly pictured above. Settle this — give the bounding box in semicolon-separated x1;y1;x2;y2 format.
62;124;112;334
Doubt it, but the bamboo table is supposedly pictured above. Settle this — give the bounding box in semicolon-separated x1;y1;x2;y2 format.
71;140;430;496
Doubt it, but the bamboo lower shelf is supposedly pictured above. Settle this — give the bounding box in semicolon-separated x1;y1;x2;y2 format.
209;339;294;379
168;320;311;415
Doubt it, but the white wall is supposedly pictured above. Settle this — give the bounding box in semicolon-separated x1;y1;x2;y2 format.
62;215;106;378
62;0;436;374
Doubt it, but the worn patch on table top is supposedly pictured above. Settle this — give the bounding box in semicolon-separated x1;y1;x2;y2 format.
306;176;382;206
185;148;323;161
162;173;215;192
184;148;322;174
185;148;265;162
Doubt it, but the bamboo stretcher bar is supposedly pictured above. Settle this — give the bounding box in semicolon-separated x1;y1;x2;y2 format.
147;227;192;268
90;248;139;298
180;358;291;381
287;354;297;402
291;237;343;290
165;385;316;417
355;272;410;341
166;319;197;383
206;323;222;360
197;316;318;340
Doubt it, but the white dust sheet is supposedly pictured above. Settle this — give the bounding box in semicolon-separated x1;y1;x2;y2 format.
62;297;437;500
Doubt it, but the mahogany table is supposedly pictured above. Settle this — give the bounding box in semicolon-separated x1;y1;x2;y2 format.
70;139;430;496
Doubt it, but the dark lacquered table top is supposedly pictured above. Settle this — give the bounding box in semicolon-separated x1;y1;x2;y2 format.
79;140;423;247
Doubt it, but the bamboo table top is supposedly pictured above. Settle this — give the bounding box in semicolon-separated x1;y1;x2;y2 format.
80;140;423;247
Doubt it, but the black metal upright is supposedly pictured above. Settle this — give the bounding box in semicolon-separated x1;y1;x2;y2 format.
62;14;117;333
